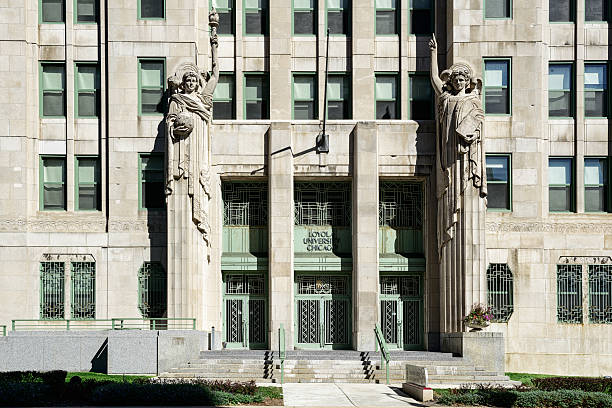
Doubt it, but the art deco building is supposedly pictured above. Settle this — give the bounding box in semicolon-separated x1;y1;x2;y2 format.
0;0;611;375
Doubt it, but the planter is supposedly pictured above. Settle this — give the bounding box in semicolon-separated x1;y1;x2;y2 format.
465;321;489;331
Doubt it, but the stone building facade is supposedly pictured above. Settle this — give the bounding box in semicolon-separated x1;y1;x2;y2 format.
0;0;611;375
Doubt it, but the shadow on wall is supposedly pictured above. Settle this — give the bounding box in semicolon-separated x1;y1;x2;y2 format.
91;338;108;374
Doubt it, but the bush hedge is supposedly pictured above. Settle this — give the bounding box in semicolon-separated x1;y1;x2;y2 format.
90;383;217;406
0;370;66;386
533;377;612;393
437;389;612;408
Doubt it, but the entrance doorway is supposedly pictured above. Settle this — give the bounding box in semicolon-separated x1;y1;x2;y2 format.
295;274;351;349
223;273;267;349
379;274;424;350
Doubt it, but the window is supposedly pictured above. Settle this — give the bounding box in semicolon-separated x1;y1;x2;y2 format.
557;264;583;323
244;73;269;119
41;0;65;23
550;0;573;21
40;262;65;319
410;0;433;35
327;74;350;119
213;73;235;119
327;0;349;35
376;0;397;35
76;157;100;211
71;262;95;319
293;0;316;35
585;157;608;212
409;73;433;119
486;155;511;210
549;157;574;212
586;0;608;21
139;154;165;210
485;0;511;18
139;0;164;19
589;264;612;323
138;262;167;318
484;59;510;115
40;63;66;117
293;74;317;119
75;63;99;118
76;0;97;22
138;59;165;115
585;63;608;118
40;156;66;211
487;264;513;322
549;63;573;117
244;0;266;35
213;0;234;34
376;74;398;119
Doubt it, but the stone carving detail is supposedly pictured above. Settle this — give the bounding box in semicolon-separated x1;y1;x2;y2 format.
486;221;612;233
165;9;219;245
559;256;612;264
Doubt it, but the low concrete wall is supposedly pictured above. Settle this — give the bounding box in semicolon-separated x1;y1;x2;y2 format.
441;331;505;374
0;330;208;375
405;364;429;387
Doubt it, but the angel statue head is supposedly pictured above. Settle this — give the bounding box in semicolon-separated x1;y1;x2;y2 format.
440;63;481;95
168;63;205;96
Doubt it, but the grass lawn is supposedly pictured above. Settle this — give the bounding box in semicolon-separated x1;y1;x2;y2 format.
506;372;558;386
66;372;153;383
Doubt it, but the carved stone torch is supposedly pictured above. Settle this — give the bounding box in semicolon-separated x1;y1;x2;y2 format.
209;7;219;36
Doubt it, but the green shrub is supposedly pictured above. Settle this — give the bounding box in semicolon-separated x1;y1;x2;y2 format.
0;371;66;386
436;389;612;408
90;383;216;406
0;383;53;406
211;390;263;405
533;377;612;393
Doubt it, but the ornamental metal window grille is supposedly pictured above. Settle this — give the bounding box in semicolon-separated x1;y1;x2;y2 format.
294;182;351;226
138;262;167;318
379;182;423;228
588;264;612;323
225;274;265;295
486;263;514;322
71;262;95;319
297;275;349;295
380;276;420;296
40;262;65;319
222;182;267;226
557;264;583;323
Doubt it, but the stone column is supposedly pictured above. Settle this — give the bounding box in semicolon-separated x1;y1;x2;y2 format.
352;122;379;350
352;0;375;120
268;122;294;350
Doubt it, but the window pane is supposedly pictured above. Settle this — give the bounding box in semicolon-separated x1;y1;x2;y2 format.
485;61;508;87
549;65;571;90
77;0;96;22
77;65;98;90
549;0;571;21
140;62;163;87
43;92;65;116
42;0;64;22
214;75;234;99
44;185;65;209
141;155;163;172
377;101;396;119
245;76;264;100
294;101;315;119
585;90;607;117
78;159;98;183
487;182;509;209
246;100;264;119
549;91;571;117
376;0;395;6
585;158;605;185
411;9;431;34
549;186;571;211
486;156;509;182
294;76;314;99
245;10;265;34
327;0;343;7
245;0;263;7
44;159;65;183
327;76;346;100
294;11;315;34
327;10;346;34
411;0;431;8
140;0;164;18
141;89;163;113
42;65;65;90
485;88;508;114
213;0;231;7
294;0;314;8
376;76;396;99
585;186;605;212
485;0;509;18
143;182;165;209
327;100;346;119
549;159;572;185
410;101;431;120
586;0;606;20
218;10;233;34
585;64;606;89
78;92;97;117
411;76;431;100
214;101;234;119
78;185;98;210
376;11;396;34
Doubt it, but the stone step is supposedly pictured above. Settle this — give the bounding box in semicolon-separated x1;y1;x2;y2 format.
428;375;511;382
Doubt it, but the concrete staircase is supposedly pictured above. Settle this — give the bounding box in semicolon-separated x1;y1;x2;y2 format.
159;350;519;387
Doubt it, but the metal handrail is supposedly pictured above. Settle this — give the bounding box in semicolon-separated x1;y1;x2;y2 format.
374;324;390;384
0;325;6;336
279;323;286;384
11;318;196;331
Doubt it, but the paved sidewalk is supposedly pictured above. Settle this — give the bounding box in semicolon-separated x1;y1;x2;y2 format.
282;383;430;407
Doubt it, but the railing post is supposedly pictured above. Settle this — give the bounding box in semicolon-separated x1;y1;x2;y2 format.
11;320;15;331
211;326;215;350
192;318;196;330
152;319;156;330
66;320;70;331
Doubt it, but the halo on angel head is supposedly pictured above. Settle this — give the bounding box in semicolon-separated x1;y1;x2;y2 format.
175;62;204;92
440;62;474;83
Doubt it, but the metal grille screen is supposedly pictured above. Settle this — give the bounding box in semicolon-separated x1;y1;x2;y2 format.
557;264;583;323
589;264;612;323
71;262;95;319
40;262;65;319
249;299;266;344
487;263;513;322
138;262;167;318
380;276;420;296
222;182;267;226
225;274;265;295
294;182;351;226
297;275;349;295
379;182;423;228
